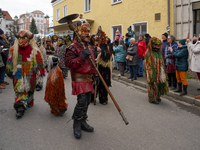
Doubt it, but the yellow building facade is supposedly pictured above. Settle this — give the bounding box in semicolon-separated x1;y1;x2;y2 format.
51;0;174;41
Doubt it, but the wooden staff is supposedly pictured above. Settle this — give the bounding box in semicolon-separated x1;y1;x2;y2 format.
94;64;97;105
88;56;128;125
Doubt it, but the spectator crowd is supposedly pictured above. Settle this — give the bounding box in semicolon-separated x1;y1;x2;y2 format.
111;29;200;99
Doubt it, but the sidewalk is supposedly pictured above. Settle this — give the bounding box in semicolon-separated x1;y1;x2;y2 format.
112;69;200;107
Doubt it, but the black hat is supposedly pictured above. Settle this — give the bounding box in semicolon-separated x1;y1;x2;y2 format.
0;28;4;35
162;32;168;38
144;33;150;38
125;33;130;37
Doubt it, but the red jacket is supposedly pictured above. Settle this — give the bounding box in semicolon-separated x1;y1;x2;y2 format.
136;40;147;59
65;42;97;95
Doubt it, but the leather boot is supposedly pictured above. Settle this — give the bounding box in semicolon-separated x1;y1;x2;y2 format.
157;98;161;102
36;83;42;91
16;106;25;119
81;118;94;132
174;83;182;93
180;85;187;96
73;119;82;139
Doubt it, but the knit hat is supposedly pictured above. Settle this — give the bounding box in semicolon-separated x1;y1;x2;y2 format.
179;39;186;46
127;26;134;37
162;32;168;38
0;28;4;35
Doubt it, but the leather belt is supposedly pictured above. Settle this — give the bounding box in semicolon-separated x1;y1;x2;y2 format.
71;72;93;82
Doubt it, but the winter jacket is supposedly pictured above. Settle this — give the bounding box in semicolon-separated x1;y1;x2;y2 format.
162;39;168;58
124;38;131;50
113;45;126;62
171;45;188;71
0;37;10;66
0;47;4;68
127;43;139;66
136;40;146;59
187;41;200;72
165;41;178;66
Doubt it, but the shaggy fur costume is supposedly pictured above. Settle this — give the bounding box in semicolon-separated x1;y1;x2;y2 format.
144;37;168;103
44;66;68;116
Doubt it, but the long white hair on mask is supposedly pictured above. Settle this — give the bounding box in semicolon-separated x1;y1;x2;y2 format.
13;37;39;73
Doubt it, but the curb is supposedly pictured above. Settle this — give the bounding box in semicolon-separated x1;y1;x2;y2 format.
112;73;200;107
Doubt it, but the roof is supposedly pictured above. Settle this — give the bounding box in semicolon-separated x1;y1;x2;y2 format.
51;0;57;3
2;10;13;20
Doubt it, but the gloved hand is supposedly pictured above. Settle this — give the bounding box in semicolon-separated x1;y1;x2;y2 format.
95;76;99;86
81;48;91;59
165;55;169;58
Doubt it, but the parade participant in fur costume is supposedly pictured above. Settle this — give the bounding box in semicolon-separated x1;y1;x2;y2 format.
44;57;68;116
45;36;55;56
6;30;45;118
36;37;47;91
52;35;58;50
44;36;55;72
65;16;99;139
95;29;112;105
64;35;72;47
144;37;168;104
54;37;68;78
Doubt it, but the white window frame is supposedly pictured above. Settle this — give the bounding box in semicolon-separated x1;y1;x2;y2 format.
111;24;123;42
111;0;122;6
84;0;91;13
132;21;148;40
56;8;60;21
63;5;67;17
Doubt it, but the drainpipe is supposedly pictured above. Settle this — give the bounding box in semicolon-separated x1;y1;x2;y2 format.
167;0;170;34
188;0;190;37
181;0;183;39
174;0;177;38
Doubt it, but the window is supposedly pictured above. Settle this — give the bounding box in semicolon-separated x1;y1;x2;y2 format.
63;5;67;17
56;8;60;21
111;25;122;42
37;20;39;23
194;9;200;37
34;15;36;17
132;22;148;41
111;0;122;5
41;25;43;29
155;13;161;21
41;15;43;18
84;0;91;13
41;20;43;23
37;14;39;17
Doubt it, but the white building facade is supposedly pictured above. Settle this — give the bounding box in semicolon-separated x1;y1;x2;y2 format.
174;0;200;40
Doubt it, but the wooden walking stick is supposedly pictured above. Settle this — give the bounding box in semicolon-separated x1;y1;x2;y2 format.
59;14;129;125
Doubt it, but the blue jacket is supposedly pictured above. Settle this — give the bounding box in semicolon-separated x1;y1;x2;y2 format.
172;45;188;71
113;45;126;62
162;39;168;58
165;41;178;66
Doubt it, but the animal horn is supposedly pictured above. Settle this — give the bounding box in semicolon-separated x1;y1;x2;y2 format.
14;31;19;39
28;30;35;39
